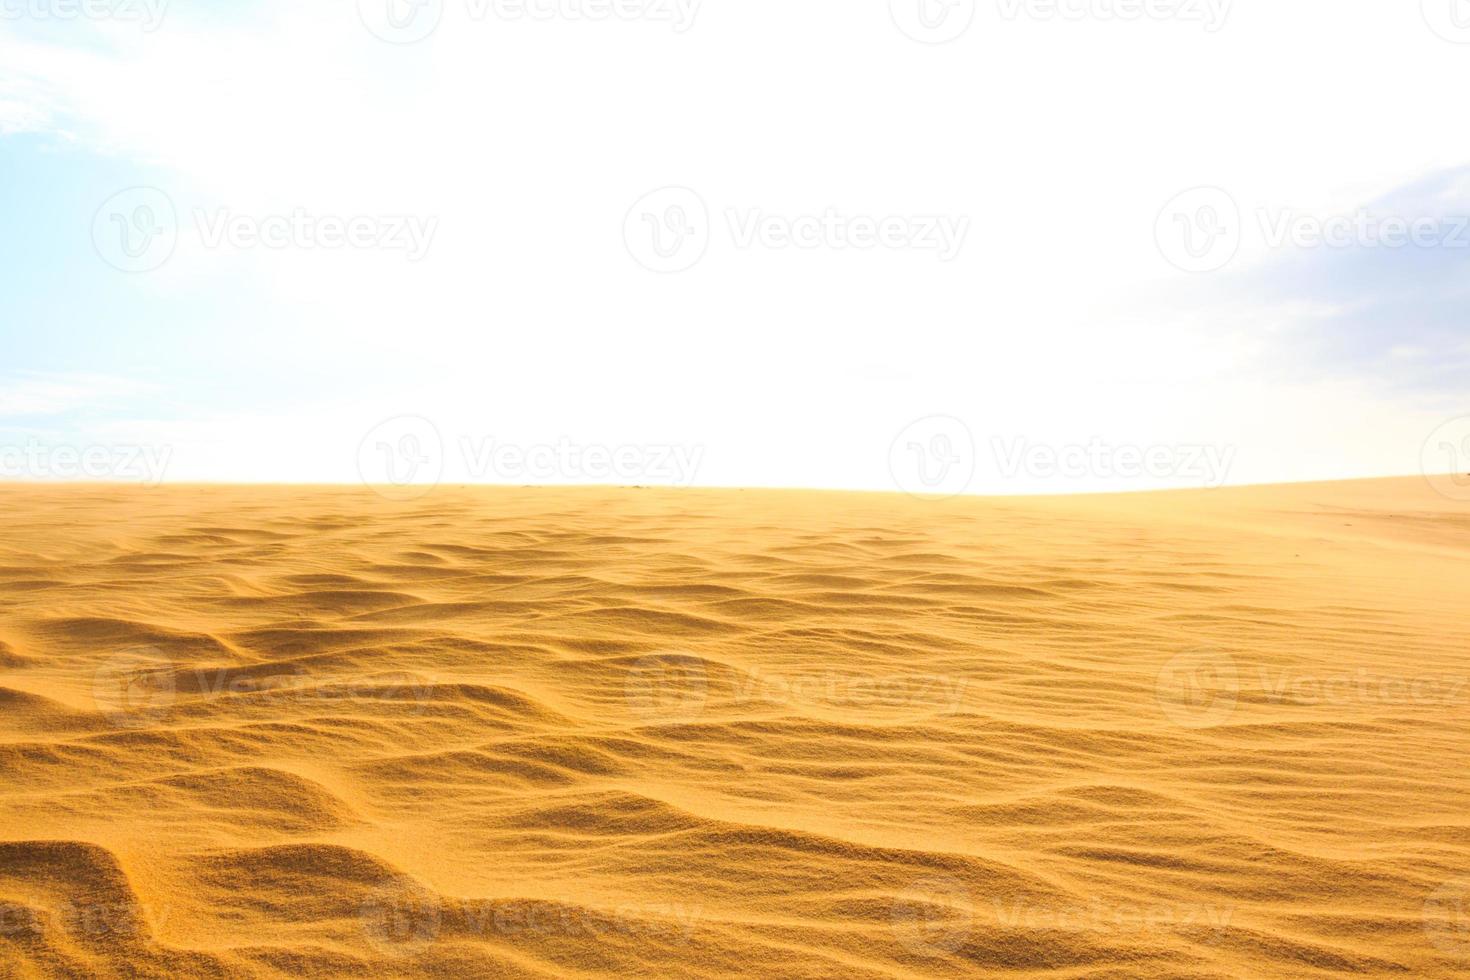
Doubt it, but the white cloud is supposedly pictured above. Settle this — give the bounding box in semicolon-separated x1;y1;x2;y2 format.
0;373;154;417
1;4;1466;489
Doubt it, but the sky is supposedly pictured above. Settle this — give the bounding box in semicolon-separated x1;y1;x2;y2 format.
1;0;1468;495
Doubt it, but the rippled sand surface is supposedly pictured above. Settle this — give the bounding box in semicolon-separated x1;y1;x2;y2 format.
1;480;1468;978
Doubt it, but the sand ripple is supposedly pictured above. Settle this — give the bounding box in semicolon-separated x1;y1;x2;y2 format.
1;480;1468;977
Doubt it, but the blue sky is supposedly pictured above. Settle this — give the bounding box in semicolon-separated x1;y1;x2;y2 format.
2;2;1467;491
1239;165;1470;400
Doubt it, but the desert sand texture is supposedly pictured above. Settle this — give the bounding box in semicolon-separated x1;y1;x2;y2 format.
0;479;1468;978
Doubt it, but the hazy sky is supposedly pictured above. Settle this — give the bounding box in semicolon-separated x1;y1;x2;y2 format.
2;0;1468;493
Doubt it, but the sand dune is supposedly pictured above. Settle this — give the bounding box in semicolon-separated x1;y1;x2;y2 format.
0;479;1467;977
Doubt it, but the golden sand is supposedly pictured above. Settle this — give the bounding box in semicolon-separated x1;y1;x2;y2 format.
0;479;1467;977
